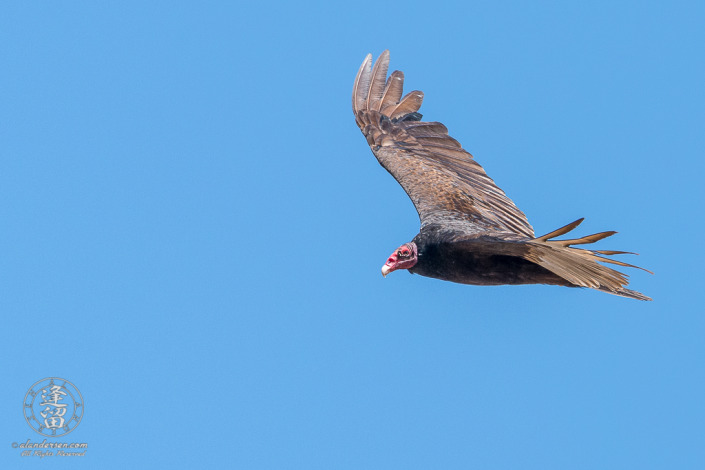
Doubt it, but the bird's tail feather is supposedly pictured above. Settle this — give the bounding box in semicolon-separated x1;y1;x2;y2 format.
527;218;652;301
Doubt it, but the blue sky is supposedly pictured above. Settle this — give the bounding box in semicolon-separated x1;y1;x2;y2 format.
1;1;703;468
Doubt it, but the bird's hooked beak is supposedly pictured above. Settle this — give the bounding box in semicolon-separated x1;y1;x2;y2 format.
381;253;399;277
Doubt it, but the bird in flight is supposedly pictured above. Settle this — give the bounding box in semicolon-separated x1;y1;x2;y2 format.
352;51;651;300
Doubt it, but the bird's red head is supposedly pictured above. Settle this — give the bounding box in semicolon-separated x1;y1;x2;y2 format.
381;242;418;277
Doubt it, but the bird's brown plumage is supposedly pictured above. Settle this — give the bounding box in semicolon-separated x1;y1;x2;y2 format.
353;51;652;300
354;51;535;238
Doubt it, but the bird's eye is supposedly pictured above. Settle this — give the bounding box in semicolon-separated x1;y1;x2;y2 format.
397;250;403;257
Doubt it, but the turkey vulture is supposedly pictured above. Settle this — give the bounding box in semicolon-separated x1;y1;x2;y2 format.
353;51;651;300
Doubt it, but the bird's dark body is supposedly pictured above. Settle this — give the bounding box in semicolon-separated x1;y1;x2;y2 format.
410;228;570;287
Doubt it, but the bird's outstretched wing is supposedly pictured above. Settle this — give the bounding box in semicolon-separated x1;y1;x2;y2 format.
353;50;535;238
